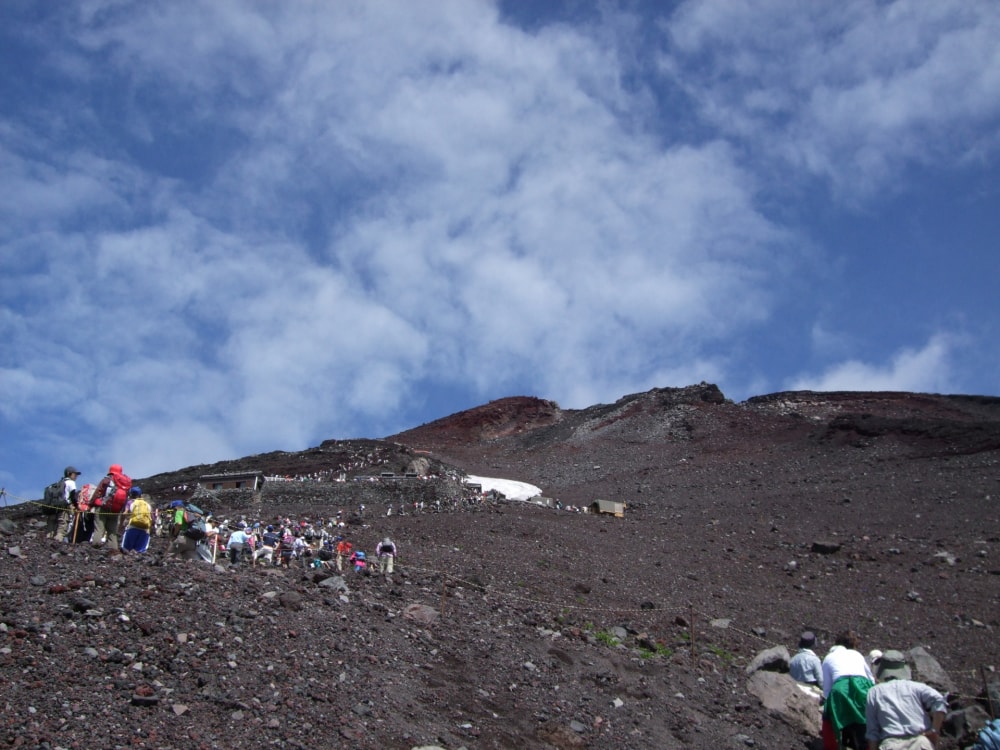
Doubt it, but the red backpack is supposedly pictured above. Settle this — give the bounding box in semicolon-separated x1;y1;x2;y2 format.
104;470;132;513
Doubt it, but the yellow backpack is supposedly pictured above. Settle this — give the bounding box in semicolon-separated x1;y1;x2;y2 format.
129;498;152;530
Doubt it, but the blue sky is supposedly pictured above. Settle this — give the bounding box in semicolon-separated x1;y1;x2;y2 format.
2;0;999;504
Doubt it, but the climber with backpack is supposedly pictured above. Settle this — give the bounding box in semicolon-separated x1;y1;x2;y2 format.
121;487;152;554
43;466;81;542
89;463;132;552
376;536;398;577
168;502;208;560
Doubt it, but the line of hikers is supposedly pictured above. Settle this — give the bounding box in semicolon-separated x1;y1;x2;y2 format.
43;465;153;552
41;465;399;575
789;629;951;750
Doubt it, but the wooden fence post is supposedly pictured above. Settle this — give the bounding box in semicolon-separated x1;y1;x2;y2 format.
689;602;696;661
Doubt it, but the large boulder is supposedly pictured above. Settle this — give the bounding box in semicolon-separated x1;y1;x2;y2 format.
746;645;791;675
406;457;432;476
747;671;822;736
908;646;956;693
944;704;991;748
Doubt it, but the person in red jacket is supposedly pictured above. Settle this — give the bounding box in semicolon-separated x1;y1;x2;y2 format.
335;537;353;572
90;464;127;551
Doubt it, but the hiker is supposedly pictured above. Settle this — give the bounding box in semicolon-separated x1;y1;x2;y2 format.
335;536;353;572
71;482;96;543
821;630;875;749
90;463;131;551
46;466;81;542
376;536;397;576
864;649;945;749
167;500;186;538
278;528;296;567
349;549;367;573
255;525;280;566
121;487;152;554
292;532;308;565
226;525;252;565
168;503;206;560
789;631;824;690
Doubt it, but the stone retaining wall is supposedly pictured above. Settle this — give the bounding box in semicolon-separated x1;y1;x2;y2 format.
195;477;467;514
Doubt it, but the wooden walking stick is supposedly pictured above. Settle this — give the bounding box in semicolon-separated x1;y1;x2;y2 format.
983;666;997;719
71;510;80;543
689;602;696;661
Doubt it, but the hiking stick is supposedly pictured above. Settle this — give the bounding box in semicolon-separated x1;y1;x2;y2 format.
71;510;80;542
984;666;997;719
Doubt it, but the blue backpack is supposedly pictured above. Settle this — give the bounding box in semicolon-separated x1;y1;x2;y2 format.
976;718;1000;750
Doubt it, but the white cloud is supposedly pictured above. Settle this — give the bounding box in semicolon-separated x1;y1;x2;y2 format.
788;334;956;393
661;0;1000;198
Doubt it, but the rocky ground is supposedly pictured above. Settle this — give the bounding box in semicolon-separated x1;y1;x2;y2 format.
1;384;998;749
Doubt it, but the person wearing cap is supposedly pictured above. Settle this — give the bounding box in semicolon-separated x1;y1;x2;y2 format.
864;649;946;749
50;466;82;542
255;525;280;566
789;631;824;690
822;630;875;750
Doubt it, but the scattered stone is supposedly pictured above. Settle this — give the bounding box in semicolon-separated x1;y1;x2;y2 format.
810;541;841;555
933;551;958;566
131;685;159;707
403;604;439;626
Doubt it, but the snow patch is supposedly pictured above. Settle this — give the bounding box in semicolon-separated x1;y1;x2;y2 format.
465;475;541;502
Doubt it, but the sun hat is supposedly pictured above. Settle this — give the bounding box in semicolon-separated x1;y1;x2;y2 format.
875;650;911;681
798;631;816;648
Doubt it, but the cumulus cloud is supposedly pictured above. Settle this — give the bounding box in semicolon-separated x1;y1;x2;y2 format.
660;0;1000;198
788;334;957;393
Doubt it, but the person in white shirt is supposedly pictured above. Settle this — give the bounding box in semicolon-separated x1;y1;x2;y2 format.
822;631;875;749
227;526;251;565
52;466;81;542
